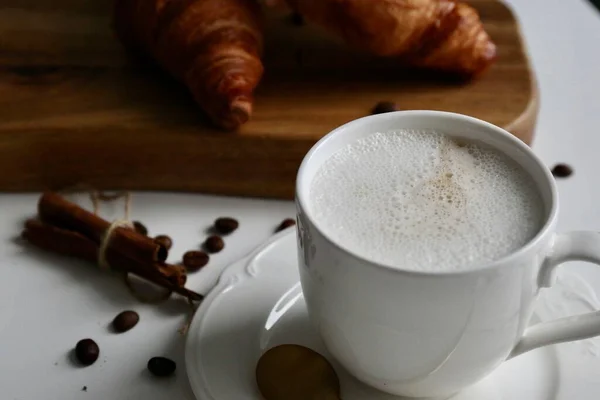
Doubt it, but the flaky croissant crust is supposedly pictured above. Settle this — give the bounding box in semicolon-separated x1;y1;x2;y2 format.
114;0;265;130
283;0;496;77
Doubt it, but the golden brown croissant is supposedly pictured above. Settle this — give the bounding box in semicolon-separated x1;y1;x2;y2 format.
114;0;265;130
280;0;497;77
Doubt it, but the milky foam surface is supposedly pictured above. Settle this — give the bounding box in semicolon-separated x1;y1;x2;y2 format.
309;130;544;272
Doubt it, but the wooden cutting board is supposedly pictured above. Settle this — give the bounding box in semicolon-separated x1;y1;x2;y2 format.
0;0;538;199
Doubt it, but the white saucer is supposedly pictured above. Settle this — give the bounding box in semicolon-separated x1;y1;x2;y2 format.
185;230;600;400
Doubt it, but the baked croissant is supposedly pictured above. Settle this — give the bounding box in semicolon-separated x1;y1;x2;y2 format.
114;0;265;130
279;0;496;77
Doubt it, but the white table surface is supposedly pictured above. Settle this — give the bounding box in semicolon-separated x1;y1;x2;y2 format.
2;1;600;399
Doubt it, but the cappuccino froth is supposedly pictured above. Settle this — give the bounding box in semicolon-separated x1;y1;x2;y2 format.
309;129;544;272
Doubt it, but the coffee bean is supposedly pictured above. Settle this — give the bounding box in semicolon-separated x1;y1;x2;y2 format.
289;12;304;26
112;310;139;333
204;235;224;253
551;163;573;178
183;251;209;272
276;218;296;233
132;221;148;236
371;101;399;115
75;339;99;366
153;235;172;250
214;217;239;235
147;357;176;377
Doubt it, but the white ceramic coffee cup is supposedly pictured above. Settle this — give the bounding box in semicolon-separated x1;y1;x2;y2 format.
295;111;600;398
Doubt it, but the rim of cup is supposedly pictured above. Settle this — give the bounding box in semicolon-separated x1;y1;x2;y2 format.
295;110;558;277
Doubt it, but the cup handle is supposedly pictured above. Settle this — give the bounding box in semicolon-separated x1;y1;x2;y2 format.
509;231;600;359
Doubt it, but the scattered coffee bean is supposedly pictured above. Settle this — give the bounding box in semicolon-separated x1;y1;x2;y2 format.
75;339;99;366
153;235;172;250
214;217;239;235
371;101;399;115
204;235;225;253
551;163;573;178
132;221;148;236
112;310;139;333
147;357;176;377
276;218;296;232
183;251;209;272
289;12;305;26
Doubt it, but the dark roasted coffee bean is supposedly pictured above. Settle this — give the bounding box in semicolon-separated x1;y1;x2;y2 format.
204;235;224;253
132;221;148;236
289;12;304;26
551;163;573;178
183;251;209;272
112;310;139;333
371;101;399;115
75;339;99;366
153;235;172;250
214;217;239;235
276;218;296;233
147;357;176;377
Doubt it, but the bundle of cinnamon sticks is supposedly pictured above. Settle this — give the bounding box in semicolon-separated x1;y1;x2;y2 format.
21;192;202;302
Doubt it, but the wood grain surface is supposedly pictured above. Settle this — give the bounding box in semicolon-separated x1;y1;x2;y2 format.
0;0;538;199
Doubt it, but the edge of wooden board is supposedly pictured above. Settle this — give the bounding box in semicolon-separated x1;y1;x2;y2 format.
502;0;540;147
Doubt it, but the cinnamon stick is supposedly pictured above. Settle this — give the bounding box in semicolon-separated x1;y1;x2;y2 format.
23;192;196;301
23;218;96;260
37;192;188;287
23;219;201;301
38;192;168;264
